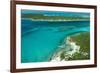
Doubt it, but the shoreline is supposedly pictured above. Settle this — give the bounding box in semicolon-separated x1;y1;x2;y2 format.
50;32;90;62
22;18;90;22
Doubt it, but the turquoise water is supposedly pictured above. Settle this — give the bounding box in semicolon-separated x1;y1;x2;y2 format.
21;19;90;63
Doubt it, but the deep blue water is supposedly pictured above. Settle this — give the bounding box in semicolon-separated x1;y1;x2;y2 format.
21;19;90;63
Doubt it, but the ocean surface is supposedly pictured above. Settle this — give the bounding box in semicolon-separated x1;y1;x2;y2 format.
21;19;90;63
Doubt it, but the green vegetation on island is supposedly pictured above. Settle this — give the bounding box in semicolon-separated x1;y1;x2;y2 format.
22;14;90;21
51;32;90;61
69;32;90;60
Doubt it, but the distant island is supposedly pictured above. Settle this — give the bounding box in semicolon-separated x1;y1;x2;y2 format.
21;14;90;21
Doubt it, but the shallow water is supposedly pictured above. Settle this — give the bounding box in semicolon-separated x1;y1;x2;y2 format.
21;19;90;63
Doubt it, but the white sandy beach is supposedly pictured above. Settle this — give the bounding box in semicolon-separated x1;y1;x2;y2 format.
51;37;80;62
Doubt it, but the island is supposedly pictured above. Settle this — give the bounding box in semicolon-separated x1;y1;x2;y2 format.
51;32;90;61
21;14;90;21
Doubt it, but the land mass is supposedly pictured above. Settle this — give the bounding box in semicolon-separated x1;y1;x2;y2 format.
22;14;90;21
51;32;90;61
